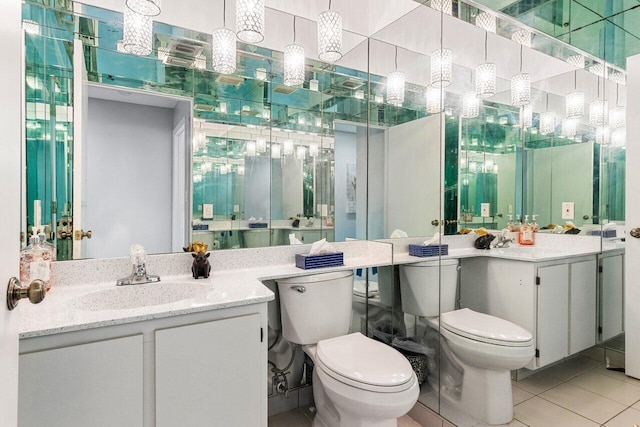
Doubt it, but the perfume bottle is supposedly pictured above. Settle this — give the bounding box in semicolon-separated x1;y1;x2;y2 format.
20;235;53;291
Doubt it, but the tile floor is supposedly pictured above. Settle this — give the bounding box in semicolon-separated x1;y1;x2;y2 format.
270;353;640;426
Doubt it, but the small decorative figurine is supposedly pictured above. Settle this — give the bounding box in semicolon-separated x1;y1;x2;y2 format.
192;252;211;279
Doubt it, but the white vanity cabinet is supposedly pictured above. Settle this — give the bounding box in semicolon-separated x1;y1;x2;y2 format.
460;255;597;370
598;251;624;342
19;304;268;427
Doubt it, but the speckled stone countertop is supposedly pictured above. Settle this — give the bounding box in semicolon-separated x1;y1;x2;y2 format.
19;240;393;339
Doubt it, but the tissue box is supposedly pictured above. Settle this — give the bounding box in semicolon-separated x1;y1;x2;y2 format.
295;252;344;270
248;222;268;229
192;224;209;231
408;244;449;257
588;229;617;238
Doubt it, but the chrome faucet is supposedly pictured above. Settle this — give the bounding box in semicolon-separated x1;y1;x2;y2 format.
117;244;160;286
493;233;514;248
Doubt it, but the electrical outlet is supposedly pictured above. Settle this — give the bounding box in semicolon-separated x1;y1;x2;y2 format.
202;204;214;220
562;202;575;220
233;205;240;213
481;203;491;218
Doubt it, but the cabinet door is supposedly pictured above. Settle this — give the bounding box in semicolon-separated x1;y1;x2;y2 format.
536;264;569;367
156;313;263;427
601;254;624;342
19;335;143;427
570;259;597;354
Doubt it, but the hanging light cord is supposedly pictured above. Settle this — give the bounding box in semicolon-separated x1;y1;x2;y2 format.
328;0;332;9
223;0;226;27
519;44;523;73
484;31;488;62
616;83;619;106
574;70;577;90
546;92;549;112
395;45;398;70
293;16;296;43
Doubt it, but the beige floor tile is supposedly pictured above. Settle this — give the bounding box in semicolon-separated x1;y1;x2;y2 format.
538;382;627;424
513;396;598;427
581;346;605;362
569;370;640;406
633;400;640;410
592;363;640;386
398;414;423;427
268;408;312;427
512;370;565;395
539;356;601;381
602;407;640;427
511;383;535;405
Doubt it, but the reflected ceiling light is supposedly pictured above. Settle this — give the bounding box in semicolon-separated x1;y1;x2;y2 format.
126;0;161;16
461;92;479;119
262;109;270;119
475;12;496;33
236;0;265;43
493;164;499;174
271;143;281;158
469;162;477;173
511;73;530;106
374;94;383;103
431;48;452;88
609;106;626;130
116;40;126;53
511;29;532;47
386;46;405;106
354;89;364;100
123;7;153;56
256;136;267;152
23;19;40;35
194;54;206;70
610;71;626;86
566;54;585;69
237;165;245;175
309;79;319;91
589;100;608;126
298;116;306;125
611;128;626;147
283;139;294;156
426;85;443;114
431;0;452;15
317;1;342;62
296;146;306;160
246;141;257;156
315;117;322;127
193;173;203;183
561;118;578;138
219;164;228;175
255;67;267;80
309;142;319;157
219;102;227;113
476;32;495;99
589;62;608;79
193;130;207;150
212;0;236;74
566;91;584;118
284;18;305;86
596;125;610;145
539;112;556;135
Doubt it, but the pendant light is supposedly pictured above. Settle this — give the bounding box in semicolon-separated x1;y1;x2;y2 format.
596;125;610;145
123;6;153;56
476;31;495;99
609;85;626;130
317;0;343;62
561;118;578;138
256;135;267;153
284;16;305;86
511;44;530;106
431;48;452;88
283;139;294;157
539;93;556;135
309;141;319;157
462;92;479;119
475;12;496;33
296;146;306;160
589;79;608;126
212;0;237;74
431;0;452;15
126;0;161;16
246;140;257;156
271;143;281;158
387;46;405;106
426;85;443;114
520;105;532;128
566;71;584;119
567;54;585;69
236;0;265;43
511;29;532;47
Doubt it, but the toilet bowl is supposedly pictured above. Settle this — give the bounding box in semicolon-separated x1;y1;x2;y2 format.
277;271;419;427
400;260;534;425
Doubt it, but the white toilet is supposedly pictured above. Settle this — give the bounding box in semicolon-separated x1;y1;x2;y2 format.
277;271;419;427
400;259;534;425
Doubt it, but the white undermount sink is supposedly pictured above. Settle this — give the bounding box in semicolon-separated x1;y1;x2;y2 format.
493;246;563;258
74;282;215;311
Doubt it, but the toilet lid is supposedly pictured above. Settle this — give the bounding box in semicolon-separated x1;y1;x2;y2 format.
316;333;415;390
440;308;533;347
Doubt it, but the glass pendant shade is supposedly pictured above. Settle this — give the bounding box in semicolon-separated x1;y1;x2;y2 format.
194;54;206;70
123;7;153;56
589;63;608;79
431;49;452;88
611;128;626;147
283;139;294;157
23;19;40;35
426;85;443;114
431;0;452;15
520;105;532;128
610;72;626;86
284;44;305;86
296;146;306;160
511;73;531;106
596;125;610;145
309;79;319;91
116;40;126;53
317;10;343;62
309;142;319;157
589;100;608;126
212;28;237;74
475;12;496;33
462;92;479;119
561;118;578;138
256;137;267;153
511;30;532;47
246;141;257;156
609;106;626;129
271;143;281;158
567;54;585;69
565;91;584;118
475;63;496;99
236;0;265;43
539;112;556;135
126;0;161;16
386;71;405;106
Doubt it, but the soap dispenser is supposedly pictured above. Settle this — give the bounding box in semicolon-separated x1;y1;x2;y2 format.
507;215;515;232
20;234;53;291
518;215;535;246
531;215;539;233
38;231;57;261
514;216;522;232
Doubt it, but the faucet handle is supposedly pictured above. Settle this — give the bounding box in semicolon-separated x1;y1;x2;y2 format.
130;244;147;266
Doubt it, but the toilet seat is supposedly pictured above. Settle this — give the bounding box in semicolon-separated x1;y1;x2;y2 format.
315;333;416;393
440;308;533;347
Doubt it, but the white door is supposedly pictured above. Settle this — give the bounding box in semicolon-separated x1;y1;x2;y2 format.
626;55;640;378
1;1;24;425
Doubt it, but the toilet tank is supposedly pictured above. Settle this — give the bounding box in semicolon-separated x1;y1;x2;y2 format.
276;271;354;345
399;259;459;317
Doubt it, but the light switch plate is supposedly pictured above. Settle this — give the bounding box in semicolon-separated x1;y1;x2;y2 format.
508;204;513;214
233;205;240;213
562;202;575;220
202;204;214;220
481;203;491;217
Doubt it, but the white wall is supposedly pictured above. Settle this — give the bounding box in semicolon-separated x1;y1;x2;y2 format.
386;115;442;237
334;130;357;241
85;98;173;258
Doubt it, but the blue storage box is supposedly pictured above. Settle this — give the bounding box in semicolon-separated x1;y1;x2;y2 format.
408;244;449;257
295;252;344;270
589;229;617;238
192;224;209;231
248;222;268;229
